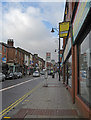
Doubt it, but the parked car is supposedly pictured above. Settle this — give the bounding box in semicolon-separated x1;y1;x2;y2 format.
33;71;40;77
13;72;18;79
17;72;22;78
5;72;14;79
0;73;5;81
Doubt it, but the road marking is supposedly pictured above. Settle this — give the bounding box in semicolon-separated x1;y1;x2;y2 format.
0;78;40;115
0;78;37;92
24;100;29;102
22;100;30;104
3;117;11;118
0;82;42;118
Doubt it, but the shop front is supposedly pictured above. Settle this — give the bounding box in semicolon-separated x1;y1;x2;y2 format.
63;31;72;90
72;1;91;118
61;0;90;118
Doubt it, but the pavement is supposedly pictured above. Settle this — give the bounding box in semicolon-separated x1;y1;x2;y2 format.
3;74;83;119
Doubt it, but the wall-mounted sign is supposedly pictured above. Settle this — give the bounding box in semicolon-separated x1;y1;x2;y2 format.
73;1;90;43
2;57;6;63
59;21;70;38
63;37;71;62
46;52;51;62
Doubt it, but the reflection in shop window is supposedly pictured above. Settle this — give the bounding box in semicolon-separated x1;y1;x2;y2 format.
65;55;72;87
68;55;72;88
79;32;91;105
65;62;68;85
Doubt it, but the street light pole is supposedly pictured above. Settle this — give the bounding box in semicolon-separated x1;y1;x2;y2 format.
51;26;60;81
59;36;60;81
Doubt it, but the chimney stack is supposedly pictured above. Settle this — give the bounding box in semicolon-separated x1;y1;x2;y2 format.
7;39;14;47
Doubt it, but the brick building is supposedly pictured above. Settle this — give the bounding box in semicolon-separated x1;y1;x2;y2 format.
1;40;45;75
0;42;8;74
33;54;45;71
61;0;91;118
17;47;30;75
0;39;24;74
0;43;2;73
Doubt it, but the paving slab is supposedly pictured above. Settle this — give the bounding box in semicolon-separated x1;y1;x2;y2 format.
7;75;82;119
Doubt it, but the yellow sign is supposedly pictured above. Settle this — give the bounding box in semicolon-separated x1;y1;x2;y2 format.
59;22;70;38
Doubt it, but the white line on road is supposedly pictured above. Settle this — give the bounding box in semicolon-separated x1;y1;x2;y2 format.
0;78;38;92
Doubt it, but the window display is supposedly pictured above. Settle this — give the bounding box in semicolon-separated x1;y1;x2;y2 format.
79;32;91;105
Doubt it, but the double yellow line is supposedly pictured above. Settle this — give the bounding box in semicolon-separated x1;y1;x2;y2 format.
0;82;41;118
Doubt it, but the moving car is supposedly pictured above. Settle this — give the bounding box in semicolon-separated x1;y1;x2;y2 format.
0;73;5;81
33;71;40;77
40;71;45;75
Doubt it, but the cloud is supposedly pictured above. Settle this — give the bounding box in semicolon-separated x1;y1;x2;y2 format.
0;3;2;41
2;2;65;61
1;0;66;2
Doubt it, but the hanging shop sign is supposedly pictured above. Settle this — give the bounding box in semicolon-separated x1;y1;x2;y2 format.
73;1;90;43
63;37;71;62
59;21;70;38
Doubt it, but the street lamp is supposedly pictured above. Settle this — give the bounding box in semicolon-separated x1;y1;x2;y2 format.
51;27;60;81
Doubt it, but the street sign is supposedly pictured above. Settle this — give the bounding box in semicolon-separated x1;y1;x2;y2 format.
59;21;70;38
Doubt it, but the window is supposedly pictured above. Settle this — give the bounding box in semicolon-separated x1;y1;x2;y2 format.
4;47;6;53
78;31;91;105
65;54;72;87
65;62;68;85
16;50;17;55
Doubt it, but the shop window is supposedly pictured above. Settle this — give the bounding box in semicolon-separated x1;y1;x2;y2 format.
61;67;63;81
65;62;68;85
68;55;72;87
78;32;91;105
65;54;72;87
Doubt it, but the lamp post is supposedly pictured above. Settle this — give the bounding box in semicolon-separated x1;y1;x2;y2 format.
51;27;60;81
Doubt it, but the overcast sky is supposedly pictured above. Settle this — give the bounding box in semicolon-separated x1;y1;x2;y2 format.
1;0;66;61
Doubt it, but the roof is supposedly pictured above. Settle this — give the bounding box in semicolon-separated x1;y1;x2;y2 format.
0;42;15;49
17;47;31;56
